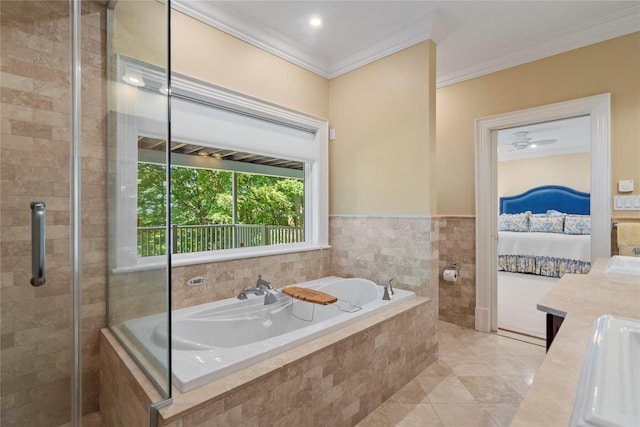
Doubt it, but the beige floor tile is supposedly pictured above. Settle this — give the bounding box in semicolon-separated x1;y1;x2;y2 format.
441;358;495;377
382;403;444;427
423;377;476;403
431;402;498;427
355;321;546;427
481;403;520;427
387;379;429;404
418;359;453;377
482;355;539;376
499;375;535;398
357;408;392;427
457;376;522;404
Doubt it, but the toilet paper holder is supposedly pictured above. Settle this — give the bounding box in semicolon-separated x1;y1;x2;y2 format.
444;262;459;274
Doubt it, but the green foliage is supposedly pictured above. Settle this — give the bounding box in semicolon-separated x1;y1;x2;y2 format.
137;163;304;228
137;163;166;226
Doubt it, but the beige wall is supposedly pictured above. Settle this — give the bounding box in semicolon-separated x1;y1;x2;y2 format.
113;3;329;118
437;32;640;217
172;12;329;119
329;41;436;215
498;152;591;197
112;0;167;67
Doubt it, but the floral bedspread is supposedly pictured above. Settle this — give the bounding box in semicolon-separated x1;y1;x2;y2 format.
498;254;591;278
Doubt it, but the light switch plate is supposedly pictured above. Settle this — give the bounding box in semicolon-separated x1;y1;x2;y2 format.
614;195;640;210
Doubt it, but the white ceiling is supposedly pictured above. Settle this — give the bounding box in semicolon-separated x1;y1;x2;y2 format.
172;1;640;86
497;115;591;162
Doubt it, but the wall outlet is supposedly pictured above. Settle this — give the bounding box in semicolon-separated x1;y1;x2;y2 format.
618;180;634;192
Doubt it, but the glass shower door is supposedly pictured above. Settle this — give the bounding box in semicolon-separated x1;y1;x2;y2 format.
0;0;108;424
106;0;172;398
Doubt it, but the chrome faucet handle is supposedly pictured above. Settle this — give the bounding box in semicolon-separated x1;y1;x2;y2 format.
238;287;265;299
386;279;394;295
382;285;392;301
264;291;278;305
382;279;394;301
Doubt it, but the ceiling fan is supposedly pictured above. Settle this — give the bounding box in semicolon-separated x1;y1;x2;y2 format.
507;131;557;151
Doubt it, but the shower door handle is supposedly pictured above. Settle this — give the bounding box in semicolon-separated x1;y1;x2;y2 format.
30;201;46;287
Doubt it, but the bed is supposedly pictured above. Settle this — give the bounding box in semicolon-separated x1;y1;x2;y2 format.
498;185;591;278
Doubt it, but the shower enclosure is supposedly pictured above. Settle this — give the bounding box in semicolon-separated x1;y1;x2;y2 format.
0;0;171;424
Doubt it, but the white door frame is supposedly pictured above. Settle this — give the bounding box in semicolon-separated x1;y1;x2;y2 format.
474;93;611;333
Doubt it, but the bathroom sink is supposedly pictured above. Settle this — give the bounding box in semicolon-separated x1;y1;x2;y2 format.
570;315;640;427
606;256;640;284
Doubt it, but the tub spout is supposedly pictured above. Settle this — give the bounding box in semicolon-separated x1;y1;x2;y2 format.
382;279;394;301
256;275;273;290
237;287;266;300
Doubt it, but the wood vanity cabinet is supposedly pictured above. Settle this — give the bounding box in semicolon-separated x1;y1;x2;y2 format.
546;313;565;351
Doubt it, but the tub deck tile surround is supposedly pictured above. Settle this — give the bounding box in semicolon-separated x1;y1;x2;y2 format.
99;330;163;427
100;296;434;426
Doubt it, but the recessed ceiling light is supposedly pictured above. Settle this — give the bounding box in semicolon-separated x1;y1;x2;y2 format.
309;16;322;28
122;69;145;87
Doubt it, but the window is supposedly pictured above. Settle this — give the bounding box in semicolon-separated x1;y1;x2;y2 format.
137;139;306;257
111;56;328;270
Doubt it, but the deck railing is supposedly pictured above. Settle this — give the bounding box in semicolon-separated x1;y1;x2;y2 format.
137;224;304;257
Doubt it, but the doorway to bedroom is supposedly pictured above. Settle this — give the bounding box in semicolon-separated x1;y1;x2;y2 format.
496;116;591;340
474;93;611;336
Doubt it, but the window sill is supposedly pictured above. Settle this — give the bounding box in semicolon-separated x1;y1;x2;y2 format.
111;243;331;274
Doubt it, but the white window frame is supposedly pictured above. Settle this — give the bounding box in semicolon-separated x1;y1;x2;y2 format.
111;56;329;272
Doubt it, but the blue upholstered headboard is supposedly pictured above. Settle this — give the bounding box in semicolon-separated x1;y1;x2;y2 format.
499;185;590;215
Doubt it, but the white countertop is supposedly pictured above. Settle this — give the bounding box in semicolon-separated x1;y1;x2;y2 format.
511;258;640;426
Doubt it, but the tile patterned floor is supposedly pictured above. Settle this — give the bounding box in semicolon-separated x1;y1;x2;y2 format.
356;320;546;427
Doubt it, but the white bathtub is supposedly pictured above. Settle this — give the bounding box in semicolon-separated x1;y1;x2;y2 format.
123;276;415;392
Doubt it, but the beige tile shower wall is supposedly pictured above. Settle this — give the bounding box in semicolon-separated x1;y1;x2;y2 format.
329;216;438;301
108;268;168;326
171;249;331;310
80;2;108;413
0;1;107;423
437;216;476;328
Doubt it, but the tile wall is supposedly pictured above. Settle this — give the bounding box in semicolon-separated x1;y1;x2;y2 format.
329;215;438;302
171;249;331;310
437;216;476;328
0;1;107;424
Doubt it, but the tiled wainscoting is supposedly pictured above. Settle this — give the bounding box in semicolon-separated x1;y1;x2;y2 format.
329;215;438;301
437;216;476;328
171;249;331;310
101;297;435;426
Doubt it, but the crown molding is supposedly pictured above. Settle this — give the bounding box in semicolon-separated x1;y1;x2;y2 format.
172;1;638;85
436;5;640;88
172;1;452;79
172;0;331;77
327;9;452;78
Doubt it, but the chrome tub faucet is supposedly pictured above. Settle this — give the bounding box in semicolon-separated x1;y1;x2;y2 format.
237;287;266;299
382;279;394;300
256;274;273;290
238;275;278;305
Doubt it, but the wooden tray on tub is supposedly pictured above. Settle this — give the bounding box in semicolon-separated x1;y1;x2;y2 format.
281;286;338;305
